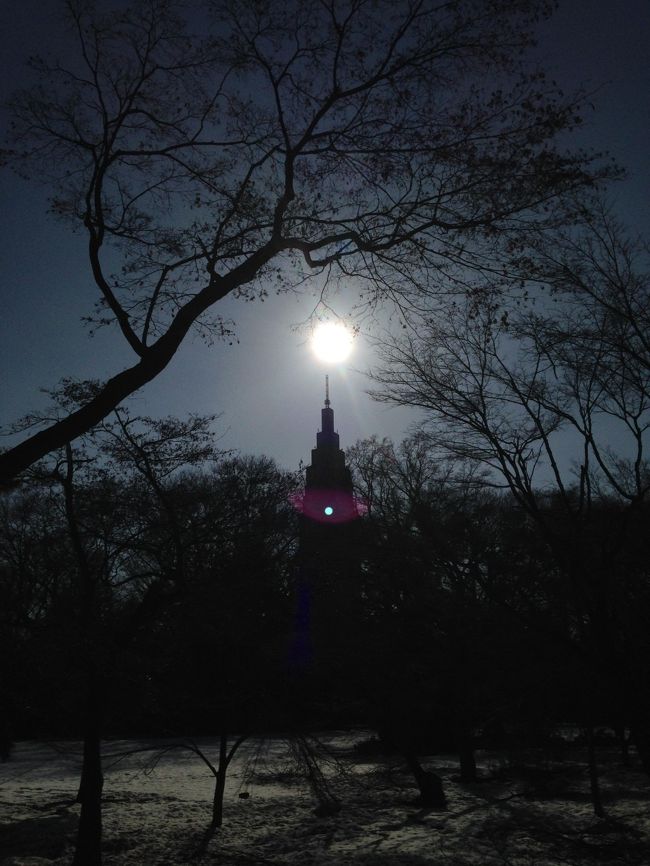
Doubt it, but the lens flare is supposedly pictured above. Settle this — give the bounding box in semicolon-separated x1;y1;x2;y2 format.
289;488;367;523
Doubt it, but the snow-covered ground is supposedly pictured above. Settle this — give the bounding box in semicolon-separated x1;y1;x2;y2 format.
1;734;649;865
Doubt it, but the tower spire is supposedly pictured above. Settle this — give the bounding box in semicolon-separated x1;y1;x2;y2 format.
316;375;336;445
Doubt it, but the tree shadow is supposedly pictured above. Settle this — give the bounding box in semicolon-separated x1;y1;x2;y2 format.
0;812;76;860
475;809;648;865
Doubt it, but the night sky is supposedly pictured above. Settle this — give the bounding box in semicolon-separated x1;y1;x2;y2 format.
1;1;648;472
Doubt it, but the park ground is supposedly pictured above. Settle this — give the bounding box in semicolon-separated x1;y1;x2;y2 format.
1;732;649;865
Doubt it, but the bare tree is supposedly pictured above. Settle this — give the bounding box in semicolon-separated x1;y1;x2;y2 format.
1;0;610;485
1;395;224;866
368;212;650;774
527;196;650;397
348;435;523;790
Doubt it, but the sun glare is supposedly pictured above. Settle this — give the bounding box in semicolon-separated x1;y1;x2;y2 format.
311;322;354;363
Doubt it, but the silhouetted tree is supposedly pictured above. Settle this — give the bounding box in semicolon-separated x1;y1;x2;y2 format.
0;411;300;862
368;209;650;784
0;0;612;485
143;455;299;735
347;437;529;797
0;483;75;745
0;393;225;864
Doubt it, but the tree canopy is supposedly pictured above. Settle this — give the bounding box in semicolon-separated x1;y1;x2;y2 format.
0;0;611;485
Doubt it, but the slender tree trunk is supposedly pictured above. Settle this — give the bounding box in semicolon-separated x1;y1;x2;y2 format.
0;711;12;762
211;733;228;829
73;671;104;866
585;726;604;819
458;739;477;783
62;445;104;866
614;725;630;766
195;733;234;857
629;721;650;775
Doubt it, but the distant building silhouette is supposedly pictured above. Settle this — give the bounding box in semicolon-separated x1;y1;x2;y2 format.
289;378;360;674
301;375;357;527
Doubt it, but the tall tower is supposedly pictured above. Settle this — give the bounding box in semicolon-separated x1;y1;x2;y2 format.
302;375;356;524
290;378;360;676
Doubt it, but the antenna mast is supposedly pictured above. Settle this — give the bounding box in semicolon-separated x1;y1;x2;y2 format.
325;374;330;407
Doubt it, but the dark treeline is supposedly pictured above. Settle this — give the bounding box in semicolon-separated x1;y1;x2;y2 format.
347;437;650;792
0;411;301;743
0;408;305;861
2;418;648;780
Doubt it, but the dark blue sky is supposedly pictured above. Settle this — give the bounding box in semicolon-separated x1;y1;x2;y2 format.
1;1;648;472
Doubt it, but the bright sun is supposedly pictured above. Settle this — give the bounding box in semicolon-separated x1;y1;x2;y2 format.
311;322;354;363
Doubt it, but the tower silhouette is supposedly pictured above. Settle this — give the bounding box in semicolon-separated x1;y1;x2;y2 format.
302;375;356;526
289;378;360;676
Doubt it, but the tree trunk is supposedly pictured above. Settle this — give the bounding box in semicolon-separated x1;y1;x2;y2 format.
73;677;103;866
211;734;228;830
458;740;477;783
0;712;12;762
585;726;604;819
629;721;650;775
62;443;104;865
614;725;630;766
404;751;446;808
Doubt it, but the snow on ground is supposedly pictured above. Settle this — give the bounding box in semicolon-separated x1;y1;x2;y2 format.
1;733;649;865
